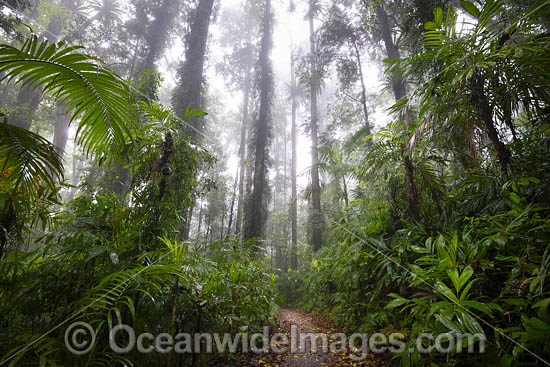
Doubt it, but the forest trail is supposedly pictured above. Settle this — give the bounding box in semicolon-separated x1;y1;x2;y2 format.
237;308;381;367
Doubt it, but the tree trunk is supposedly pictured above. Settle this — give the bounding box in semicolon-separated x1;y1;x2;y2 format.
473;73;511;175
308;0;322;251
172;0;215;140
352;40;370;132
226;168;239;240
243;0;273;249
376;1;420;219
375;2;406;101
52;104;70;153
197;201;203;237
140;0;179;73
9;0;77;129
235;60;253;236
290;48;298;270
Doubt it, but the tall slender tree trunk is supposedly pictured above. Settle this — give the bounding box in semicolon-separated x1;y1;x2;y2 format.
352;40;369;132
308;0;323;251
290;49;298;270
226;170;238;240
243;0;273;249
197;201;203;236
235;60;253;236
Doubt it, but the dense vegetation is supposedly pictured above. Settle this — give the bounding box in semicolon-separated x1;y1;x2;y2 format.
1;0;549;366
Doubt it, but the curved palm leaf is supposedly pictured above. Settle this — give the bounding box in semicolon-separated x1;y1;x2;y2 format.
0;121;63;204
0;35;136;162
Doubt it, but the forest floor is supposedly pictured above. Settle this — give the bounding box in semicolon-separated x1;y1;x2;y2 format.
236;308;385;367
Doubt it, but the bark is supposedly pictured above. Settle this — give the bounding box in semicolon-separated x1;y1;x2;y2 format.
235;60;253;236
69;156;84;199
376;1;420;219
170;0;214;242
168;277;180;367
226;169;238;240
308;0;323;251
197;201;203;236
172;0;215;140
243;0;273;248
52;104;70;153
352;40;370;132
140;0;179;73
403;154;420;219
158;132;173;202
474;73;511;175
290;49;298;270
128;38;140;81
375;2;406;101
10;87;42;129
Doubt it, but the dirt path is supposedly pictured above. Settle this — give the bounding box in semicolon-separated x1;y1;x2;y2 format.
237;308;380;367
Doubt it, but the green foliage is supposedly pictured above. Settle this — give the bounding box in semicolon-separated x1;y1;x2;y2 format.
0;35;137;162
0;121;63;226
293;1;550;366
0;198;278;366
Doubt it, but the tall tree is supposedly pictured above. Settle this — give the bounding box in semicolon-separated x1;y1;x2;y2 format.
308;0;323;251
172;0;215;139
290;47;298;269
139;0;180;73
374;1;406;101
365;0;420;218
243;0;273;247
215;4;261;236
170;0;215;239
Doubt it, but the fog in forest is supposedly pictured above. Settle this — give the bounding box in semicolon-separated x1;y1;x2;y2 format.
1;0;550;365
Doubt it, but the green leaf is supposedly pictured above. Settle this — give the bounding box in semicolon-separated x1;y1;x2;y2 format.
435;281;459;303
424;21;438;30
448;267;460;292
385;293;411;309
457;266;474;293
460;0;480;18
435;314;461;333
0;35;136;163
0;123;64;204
533;298;550;313
509;192;522;205
434;8;443;27
456;310;484;334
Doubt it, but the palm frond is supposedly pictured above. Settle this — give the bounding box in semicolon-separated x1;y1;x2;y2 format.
0;35;137;162
0;121;63;204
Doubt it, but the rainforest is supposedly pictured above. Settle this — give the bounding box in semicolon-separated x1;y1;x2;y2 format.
1;0;550;366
